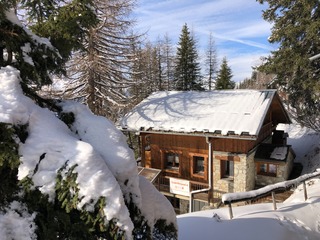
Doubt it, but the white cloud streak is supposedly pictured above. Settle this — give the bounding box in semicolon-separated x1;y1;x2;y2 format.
134;0;275;82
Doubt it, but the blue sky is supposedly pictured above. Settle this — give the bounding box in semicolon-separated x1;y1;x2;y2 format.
134;0;277;82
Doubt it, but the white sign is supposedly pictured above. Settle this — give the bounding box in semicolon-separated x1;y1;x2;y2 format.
170;178;190;196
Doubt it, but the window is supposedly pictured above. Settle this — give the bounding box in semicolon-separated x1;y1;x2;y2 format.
165;152;180;169
221;160;234;179
190;154;207;179
259;163;267;173
144;135;151;151
257;163;277;176
269;164;277;174
194;156;204;174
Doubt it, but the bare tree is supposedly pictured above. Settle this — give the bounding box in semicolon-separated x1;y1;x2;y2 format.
204;32;218;90
64;0;141;121
160;33;175;90
238;70;276;90
130;41;160;104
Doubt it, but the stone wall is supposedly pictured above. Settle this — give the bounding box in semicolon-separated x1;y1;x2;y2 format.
212;151;256;198
255;147;295;186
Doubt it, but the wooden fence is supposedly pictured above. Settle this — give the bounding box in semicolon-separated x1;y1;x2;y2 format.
221;170;320;219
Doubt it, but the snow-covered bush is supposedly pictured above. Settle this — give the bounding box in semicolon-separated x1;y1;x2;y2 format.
0;66;177;239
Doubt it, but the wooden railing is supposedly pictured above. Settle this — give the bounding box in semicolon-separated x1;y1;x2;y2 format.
257;122;274;143
222;170;320;219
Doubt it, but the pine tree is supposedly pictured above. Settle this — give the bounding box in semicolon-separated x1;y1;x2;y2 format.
174;23;203;91
0;5;63;100
257;0;320;132
21;0;98;59
215;57;235;90
0;0;98;106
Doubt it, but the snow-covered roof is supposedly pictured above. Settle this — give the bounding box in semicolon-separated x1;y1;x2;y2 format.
121;90;289;137
254;144;291;162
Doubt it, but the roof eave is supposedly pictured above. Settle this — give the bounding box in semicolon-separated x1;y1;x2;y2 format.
128;128;258;141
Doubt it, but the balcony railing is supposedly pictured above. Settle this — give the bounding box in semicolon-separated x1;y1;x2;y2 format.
257;122;274;143
155;174;209;196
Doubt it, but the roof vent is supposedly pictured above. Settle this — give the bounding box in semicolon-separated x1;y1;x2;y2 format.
214;130;222;134
241;132;250;136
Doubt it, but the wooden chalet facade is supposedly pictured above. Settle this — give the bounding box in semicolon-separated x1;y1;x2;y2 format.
120;90;295;213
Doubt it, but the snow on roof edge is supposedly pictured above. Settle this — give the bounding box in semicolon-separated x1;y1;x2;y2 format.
253;90;276;137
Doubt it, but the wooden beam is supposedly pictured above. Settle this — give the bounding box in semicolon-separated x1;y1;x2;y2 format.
272;191;277;210
228;203;233;219
303;181;308;201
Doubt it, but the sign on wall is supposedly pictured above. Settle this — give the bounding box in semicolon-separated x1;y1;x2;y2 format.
170;178;190;196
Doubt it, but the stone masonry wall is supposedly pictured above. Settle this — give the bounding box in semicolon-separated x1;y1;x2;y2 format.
255;148;295;186
213;151;255;198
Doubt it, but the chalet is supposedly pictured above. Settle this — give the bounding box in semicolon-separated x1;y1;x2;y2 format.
120;90;295;213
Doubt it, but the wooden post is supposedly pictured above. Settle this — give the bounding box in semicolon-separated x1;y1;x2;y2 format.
228;203;233;219
272;191;277;210
303;181;308;201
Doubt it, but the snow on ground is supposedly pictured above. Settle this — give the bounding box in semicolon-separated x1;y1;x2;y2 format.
178;123;320;240
278;123;320;174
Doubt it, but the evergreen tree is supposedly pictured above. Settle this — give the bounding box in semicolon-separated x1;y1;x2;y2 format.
0;5;62;101
215;57;235;90
21;0;98;59
174;23;203;91
257;0;320;132
0;0;98;105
